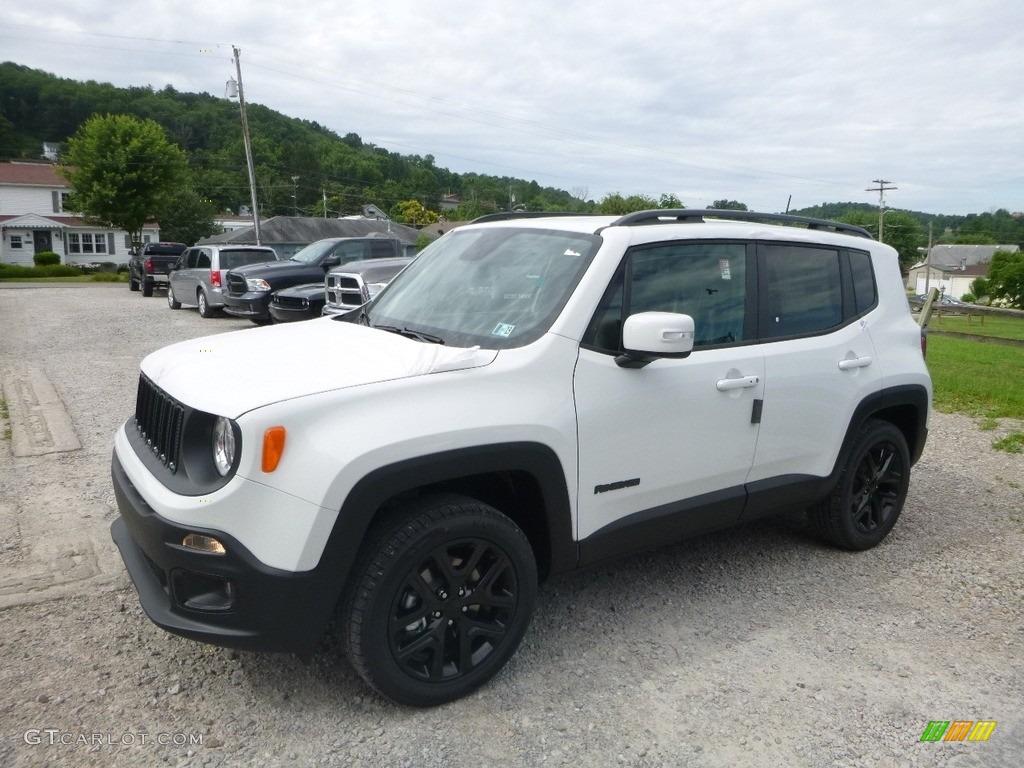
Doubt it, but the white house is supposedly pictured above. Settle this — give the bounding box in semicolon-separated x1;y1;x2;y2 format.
0;160;160;266
906;243;1020;300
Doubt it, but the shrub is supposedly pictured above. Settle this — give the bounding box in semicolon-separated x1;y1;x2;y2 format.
90;271;121;282
33;251;61;266
959;293;976;304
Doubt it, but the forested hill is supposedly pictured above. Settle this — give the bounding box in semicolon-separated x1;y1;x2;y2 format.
0;61;578;219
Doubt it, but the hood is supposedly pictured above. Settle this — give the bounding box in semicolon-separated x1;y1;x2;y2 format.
230;260;323;279
141;319;498;418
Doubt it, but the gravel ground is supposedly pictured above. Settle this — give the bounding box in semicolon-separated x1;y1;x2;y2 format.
1;282;1022;768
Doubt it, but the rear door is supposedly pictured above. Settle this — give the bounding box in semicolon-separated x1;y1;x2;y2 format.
747;243;881;487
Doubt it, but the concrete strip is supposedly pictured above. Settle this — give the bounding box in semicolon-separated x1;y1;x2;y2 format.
1;364;81;456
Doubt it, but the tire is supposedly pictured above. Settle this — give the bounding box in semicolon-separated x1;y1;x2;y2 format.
129;274;139;292
142;279;153;297
342;494;538;707
167;285;181;309
197;290;215;318
810;419;910;550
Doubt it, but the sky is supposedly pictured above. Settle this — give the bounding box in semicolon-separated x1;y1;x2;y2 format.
2;0;1022;216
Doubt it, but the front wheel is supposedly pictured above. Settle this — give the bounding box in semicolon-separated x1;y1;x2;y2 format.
342;495;538;707
167;285;181;309
810;419;910;550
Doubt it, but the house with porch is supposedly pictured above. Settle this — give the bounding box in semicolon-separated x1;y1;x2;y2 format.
906;243;1020;299
0;160;159;266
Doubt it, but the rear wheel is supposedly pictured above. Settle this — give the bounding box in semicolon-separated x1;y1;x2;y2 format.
167;285;181;309
129;274;139;291
197;290;214;318
343;494;537;707
810;419;910;550
142;279;154;297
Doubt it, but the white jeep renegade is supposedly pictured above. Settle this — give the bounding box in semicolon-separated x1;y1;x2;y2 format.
111;209;931;706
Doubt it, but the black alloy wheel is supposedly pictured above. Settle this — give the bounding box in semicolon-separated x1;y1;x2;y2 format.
811;419;910;550
343;495;537;706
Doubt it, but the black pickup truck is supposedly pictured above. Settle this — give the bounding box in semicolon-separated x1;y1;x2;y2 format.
129;242;188;296
222;236;407;324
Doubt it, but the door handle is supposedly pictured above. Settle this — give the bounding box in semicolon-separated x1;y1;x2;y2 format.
838;356;873;371
716;375;760;392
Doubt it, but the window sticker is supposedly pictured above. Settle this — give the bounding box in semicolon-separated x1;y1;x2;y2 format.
719;259;732;280
491;323;515;338
564;248;582;257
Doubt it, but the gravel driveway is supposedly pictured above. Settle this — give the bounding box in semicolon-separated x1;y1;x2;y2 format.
1;282;1021;768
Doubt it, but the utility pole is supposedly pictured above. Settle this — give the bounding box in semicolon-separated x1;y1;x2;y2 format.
231;46;261;245
866;179;897;242
924;221;934;294
291;175;299;216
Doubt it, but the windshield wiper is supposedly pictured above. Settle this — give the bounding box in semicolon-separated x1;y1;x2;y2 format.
373;324;445;344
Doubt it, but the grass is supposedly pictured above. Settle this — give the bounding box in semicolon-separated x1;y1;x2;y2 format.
0;399;8;441
992;433;1024;453
928;312;1024;341
927;335;1024;420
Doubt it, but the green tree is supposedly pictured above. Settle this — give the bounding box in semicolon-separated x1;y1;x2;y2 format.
393;199;439;227
709;199;747;210
840;210;923;271
59;114;188;248
597;193;659;215
157;186;218;245
659;193;684;209
987;250;1024;308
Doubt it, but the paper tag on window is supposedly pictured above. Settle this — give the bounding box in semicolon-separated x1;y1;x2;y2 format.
719;259;732;280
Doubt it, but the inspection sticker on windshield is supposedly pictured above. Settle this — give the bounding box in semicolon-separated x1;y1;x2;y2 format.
491;323;515;338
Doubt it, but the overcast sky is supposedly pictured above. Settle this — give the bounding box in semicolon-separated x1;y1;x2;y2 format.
3;0;1022;215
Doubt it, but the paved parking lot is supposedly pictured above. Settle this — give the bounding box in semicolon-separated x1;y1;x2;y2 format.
0;282;1021;767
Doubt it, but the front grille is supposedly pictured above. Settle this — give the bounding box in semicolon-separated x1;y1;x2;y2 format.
134;375;184;473
326;273;367;308
272;294;307;309
227;273;247;296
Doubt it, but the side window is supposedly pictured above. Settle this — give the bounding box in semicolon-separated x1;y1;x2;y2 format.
848;250;877;315
196;249;211;269
333;242;368;264
762;245;842;338
369;240;396;258
181;249;197;269
584;242;748;351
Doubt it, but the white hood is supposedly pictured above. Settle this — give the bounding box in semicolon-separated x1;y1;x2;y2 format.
141;318;497;418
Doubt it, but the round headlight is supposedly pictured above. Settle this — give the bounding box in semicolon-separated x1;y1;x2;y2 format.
212;416;236;477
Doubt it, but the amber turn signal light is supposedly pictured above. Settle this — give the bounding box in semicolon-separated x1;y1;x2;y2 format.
261;426;286;472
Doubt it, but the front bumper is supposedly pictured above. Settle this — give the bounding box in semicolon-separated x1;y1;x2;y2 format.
222;292;271;320
110;451;333;653
268;303;322;323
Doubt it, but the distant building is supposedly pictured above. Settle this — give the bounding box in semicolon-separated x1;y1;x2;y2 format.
906;243;1020;299
0;160;159;266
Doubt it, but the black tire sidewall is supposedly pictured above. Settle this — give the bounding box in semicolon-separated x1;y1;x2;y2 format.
834;421;910;549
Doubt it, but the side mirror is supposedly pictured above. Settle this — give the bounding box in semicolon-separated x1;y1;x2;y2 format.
616;312;695;368
322;256;341;269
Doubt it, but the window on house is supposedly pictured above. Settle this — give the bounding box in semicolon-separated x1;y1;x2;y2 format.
10;235;23;249
67;233;108;254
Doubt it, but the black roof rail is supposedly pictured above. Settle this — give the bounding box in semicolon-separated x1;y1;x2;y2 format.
606;209;874;239
469;211;598;225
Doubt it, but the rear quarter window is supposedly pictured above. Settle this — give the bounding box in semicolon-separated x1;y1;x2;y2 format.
221;251;277;269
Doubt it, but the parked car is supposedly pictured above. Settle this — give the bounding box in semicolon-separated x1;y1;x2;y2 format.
129;242;187;296
223;237;407;324
168;245;279;317
111;209;931;706
268;257;412;322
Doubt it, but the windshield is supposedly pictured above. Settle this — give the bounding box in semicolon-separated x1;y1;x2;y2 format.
365;227;600;349
289;239;338;263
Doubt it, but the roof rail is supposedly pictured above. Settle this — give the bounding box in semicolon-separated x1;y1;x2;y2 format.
469;211;598;225
606;209;874;239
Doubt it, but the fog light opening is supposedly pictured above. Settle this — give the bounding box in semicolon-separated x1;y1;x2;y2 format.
171;569;237;612
182;533;227;555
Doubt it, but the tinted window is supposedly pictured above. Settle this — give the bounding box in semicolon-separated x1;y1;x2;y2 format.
584;242;748;351
334;241;368;263
762;245;842;338
849;250;877;314
183;249;199;269
220;250;276;269
196;250;211;269
369;240;398;258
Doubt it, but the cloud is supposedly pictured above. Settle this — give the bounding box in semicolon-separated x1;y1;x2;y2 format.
2;0;1021;214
